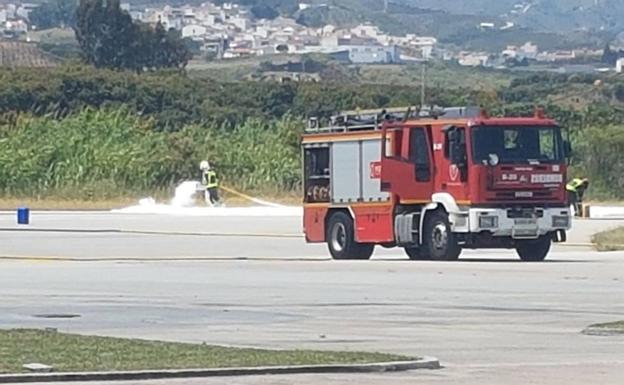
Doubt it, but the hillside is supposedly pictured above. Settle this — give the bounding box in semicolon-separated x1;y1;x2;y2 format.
0;41;60;68
399;0;624;34
207;0;610;50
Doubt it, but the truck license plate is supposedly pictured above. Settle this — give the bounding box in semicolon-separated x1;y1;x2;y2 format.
514;218;537;226
531;174;563;183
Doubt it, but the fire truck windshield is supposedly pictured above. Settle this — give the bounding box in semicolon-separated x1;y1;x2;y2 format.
471;125;564;165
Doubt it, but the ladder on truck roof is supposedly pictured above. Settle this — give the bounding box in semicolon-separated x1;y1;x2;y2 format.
306;106;481;133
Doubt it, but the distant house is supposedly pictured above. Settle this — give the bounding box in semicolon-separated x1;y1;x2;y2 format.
182;24;207;38
458;53;490;67
328;45;399;64
616;58;624;73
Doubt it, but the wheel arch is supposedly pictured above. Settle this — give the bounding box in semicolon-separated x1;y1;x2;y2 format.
418;200;449;245
431;192;461;214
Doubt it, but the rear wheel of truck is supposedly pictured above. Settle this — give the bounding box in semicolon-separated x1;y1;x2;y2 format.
421;210;462;261
516;236;551;262
327;212;374;260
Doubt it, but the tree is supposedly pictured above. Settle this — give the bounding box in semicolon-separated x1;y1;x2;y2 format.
149;22;192;70
74;0;191;72
74;0;141;70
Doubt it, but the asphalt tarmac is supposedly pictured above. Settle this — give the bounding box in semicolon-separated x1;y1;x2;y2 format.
0;210;623;384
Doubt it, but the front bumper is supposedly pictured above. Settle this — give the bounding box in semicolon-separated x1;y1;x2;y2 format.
451;207;571;239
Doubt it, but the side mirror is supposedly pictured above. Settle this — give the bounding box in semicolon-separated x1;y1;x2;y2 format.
563;140;572;158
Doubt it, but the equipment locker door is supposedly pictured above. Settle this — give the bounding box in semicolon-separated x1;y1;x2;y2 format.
381;126;435;203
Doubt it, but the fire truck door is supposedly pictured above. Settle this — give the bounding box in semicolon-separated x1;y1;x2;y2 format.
381;126;434;203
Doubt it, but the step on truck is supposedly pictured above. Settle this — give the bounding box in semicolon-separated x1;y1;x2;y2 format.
302;106;572;262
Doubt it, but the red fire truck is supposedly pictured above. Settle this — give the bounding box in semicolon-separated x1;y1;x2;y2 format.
302;106;572;262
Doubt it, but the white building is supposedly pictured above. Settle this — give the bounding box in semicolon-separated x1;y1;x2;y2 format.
519;41;538;60
4;19;27;33
617;58;624;73
459;53;490;67
351;24;381;38
16;3;37;19
182;24;207;38
348;45;399;64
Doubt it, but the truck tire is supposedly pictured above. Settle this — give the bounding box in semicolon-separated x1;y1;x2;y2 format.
516;236;551;262
326;212;374;260
404;247;431;260
420;210;462;261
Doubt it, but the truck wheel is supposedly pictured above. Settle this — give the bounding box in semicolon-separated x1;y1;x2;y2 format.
327;212;374;260
404;247;431;260
421;210;461;261
516;236;551;262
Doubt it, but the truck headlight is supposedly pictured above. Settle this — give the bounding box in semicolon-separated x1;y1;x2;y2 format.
552;215;570;228
479;215;499;229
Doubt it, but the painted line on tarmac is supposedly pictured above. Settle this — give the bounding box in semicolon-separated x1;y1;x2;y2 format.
0;255;330;263
0;228;601;246
556;242;595;247
0;227;303;239
123;229;303;239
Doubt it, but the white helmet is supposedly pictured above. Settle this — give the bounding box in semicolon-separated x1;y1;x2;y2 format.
200;160;210;170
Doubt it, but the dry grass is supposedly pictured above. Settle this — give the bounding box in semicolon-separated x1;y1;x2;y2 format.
0;41;60;67
591;227;624;251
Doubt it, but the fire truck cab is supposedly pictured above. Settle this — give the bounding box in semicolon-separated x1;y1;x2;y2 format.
302;106;572;262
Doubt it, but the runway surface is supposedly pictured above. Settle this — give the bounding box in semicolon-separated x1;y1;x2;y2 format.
0;210;620;259
0;210;623;384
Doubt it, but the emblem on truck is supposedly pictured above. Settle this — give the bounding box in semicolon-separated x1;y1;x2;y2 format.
370;161;382;179
449;164;459;182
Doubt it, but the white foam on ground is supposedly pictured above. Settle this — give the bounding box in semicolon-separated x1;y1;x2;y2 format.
112;204;301;217
589;206;624;219
112;181;301;217
171;181;202;207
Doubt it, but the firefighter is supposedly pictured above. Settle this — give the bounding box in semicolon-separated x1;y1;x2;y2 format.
566;177;589;216
200;160;221;206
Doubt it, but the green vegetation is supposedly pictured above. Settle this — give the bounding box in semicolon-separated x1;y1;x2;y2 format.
591;227;624;251
2;61;624;201
583;321;624;335
0;329;410;374
0;110;300;199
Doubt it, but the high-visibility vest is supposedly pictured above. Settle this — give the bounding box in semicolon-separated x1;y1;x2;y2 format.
205;170;219;189
566;178;585;192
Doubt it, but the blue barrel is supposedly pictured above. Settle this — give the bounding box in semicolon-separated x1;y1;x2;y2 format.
17;207;29;225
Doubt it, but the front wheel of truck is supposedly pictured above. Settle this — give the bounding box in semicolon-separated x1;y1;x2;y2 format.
516;236;551;262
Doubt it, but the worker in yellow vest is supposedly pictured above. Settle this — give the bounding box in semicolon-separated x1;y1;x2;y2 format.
566;177;589;216
200;160;221;206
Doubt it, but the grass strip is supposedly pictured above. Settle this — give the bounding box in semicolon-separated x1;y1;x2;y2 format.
0;329;411;374
591;227;624;251
585;321;624;333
